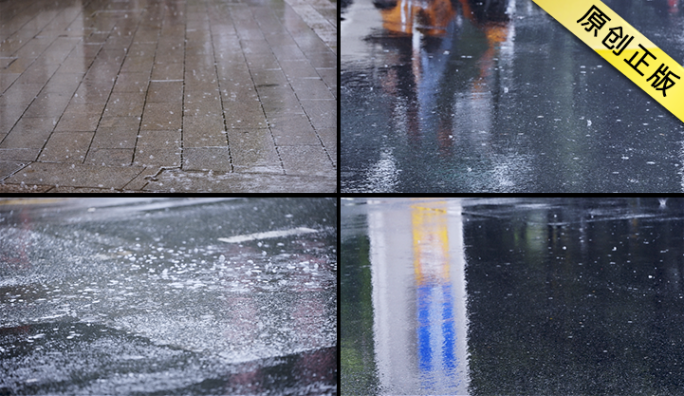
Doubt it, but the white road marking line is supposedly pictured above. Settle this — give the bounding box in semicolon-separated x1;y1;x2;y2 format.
218;227;318;243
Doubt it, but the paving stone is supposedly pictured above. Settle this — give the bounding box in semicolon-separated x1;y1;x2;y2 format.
268;113;319;146
183;115;227;147
62;101;107;115
146;80;183;103
239;39;272;54
70;85;111;105
299;99;336;130
134;129;181;167
289;77;334;100
279;59;320;79
257;86;304;115
123;166;160;190
23;92;72;118
143;169;336;193
3;57;35;74
42;72;85;94
136;129;181;150
227;128;282;174
0;73;20;94
120;55;155;73
1;83;42;109
134;148;181;167
5;162;144;189
0;129;54;149
184;78;221;93
141;102;182;130
113;72;150;93
92;116;140;149
85;148;134;167
224;109;270;129
307;49;336;68
4;116;58;136
151;62;184;81
46;186;132;193
55;113;100;131
0;161;25;180
278;145;334;176
0;148;41;162
104;92;145;117
244;53;280;70
271;127;321;146
0;115;21;136
184;91;223;116
317;126;336;151
216;62;251;80
38;131;94;163
0;58;17;69
183;146;232;172
316;67;336;96
251;69;290;88
0;183;52;193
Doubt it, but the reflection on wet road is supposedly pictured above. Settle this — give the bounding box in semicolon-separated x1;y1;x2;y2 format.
342;198;684;394
0;198;337;395
341;0;684;192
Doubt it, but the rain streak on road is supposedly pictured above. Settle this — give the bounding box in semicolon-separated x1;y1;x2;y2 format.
342;197;684;395
341;0;684;193
0;198;337;395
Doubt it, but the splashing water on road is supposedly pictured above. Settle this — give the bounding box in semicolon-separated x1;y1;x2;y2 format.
0;198;337;395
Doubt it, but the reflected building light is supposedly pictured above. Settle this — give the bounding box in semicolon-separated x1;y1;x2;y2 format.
369;203;409;393
379;0;457;37
369;199;469;395
364;148;399;192
506;0;516;17
499;0;516;72
496;18;515;112
412;26;421;89
401;0;409;29
412;201;469;394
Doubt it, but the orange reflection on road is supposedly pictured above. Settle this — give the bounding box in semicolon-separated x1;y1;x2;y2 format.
411;204;450;286
379;0;457;36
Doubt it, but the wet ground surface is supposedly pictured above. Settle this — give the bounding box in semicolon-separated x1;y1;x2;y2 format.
0;198;337;395
341;0;684;193
0;0;336;193
342;197;684;395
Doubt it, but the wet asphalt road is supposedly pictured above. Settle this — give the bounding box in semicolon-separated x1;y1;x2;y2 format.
0;198;337;395
341;0;684;193
342;198;684;395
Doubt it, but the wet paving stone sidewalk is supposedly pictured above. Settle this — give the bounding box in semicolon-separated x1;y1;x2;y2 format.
0;0;336;193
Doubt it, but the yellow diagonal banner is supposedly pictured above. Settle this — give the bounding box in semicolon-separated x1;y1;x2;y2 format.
532;0;684;123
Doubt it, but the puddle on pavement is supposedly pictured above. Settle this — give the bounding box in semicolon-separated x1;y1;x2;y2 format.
0;198;337;395
341;0;684;192
342;197;684;395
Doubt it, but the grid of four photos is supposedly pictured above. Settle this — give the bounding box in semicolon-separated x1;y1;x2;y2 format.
3;0;684;394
